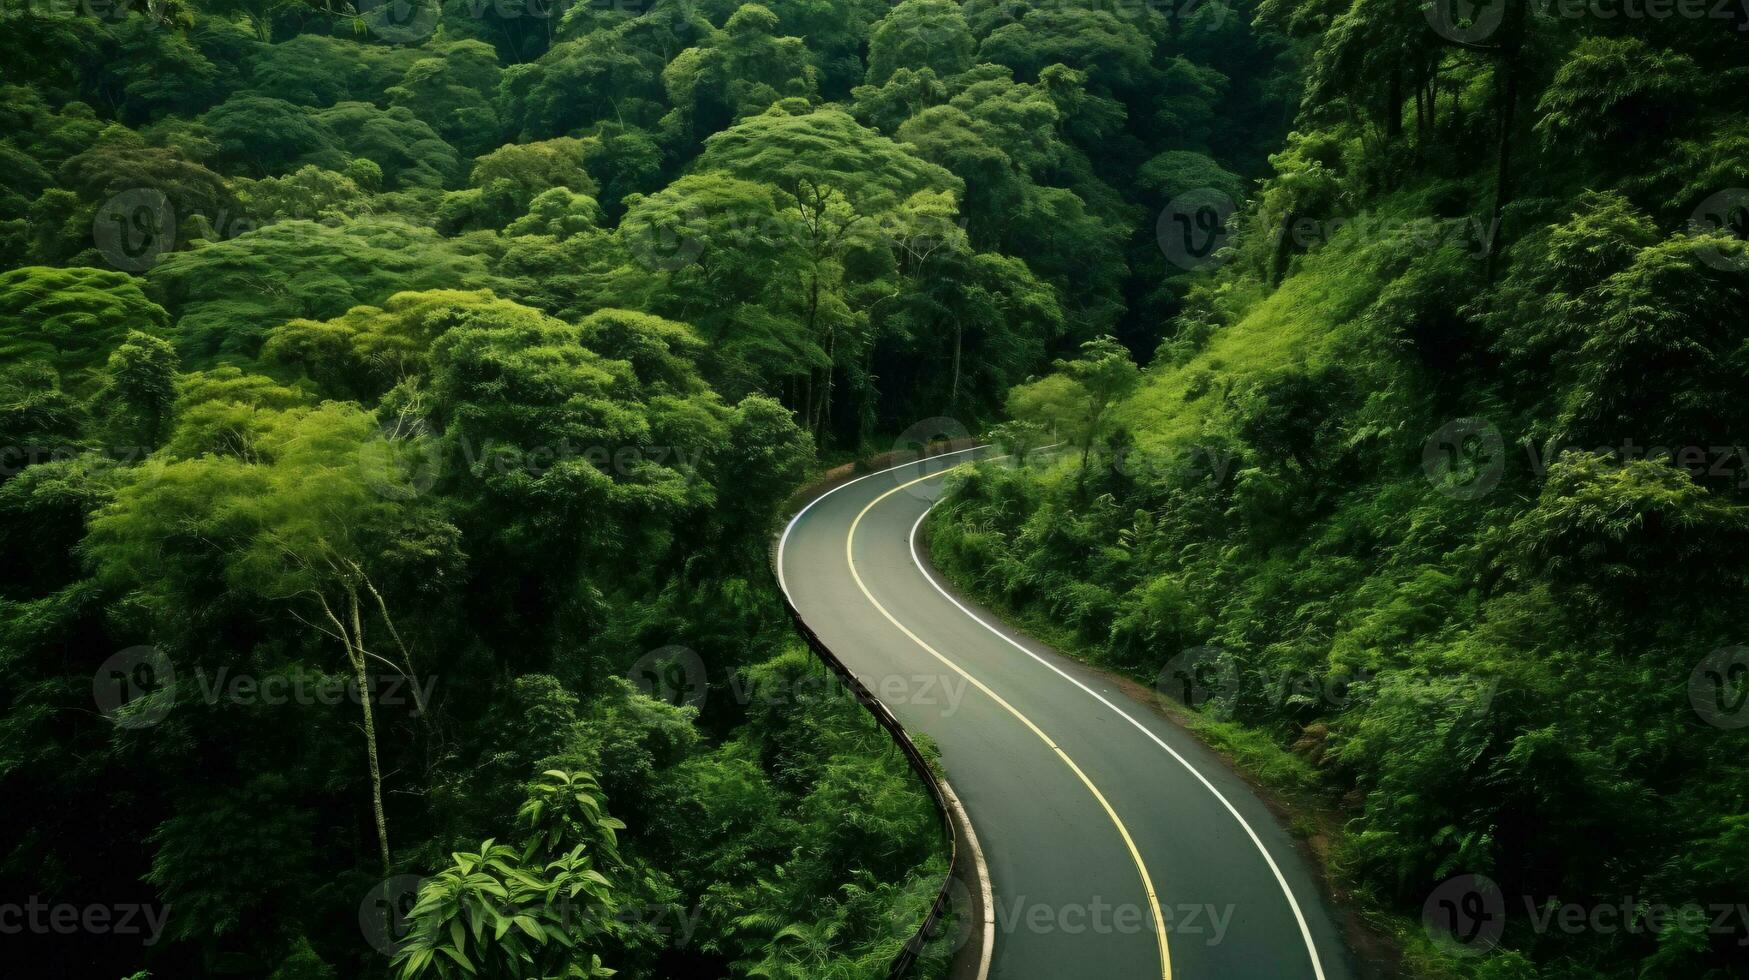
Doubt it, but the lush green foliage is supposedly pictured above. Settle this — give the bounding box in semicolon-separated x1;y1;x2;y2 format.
14;0;1742;974
0;0;1278;972
934;5;1749;978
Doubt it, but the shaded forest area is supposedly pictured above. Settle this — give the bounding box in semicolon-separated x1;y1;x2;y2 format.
0;0;1297;977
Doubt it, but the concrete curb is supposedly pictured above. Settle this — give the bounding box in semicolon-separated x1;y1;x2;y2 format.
940;777;995;980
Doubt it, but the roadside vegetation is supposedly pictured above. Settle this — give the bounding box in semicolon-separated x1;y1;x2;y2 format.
931;5;1749;978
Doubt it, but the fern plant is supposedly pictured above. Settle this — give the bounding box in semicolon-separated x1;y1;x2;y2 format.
392;769;624;980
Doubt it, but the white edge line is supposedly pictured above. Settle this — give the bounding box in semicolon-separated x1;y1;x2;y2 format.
905;501;1330;980
774;442;993;979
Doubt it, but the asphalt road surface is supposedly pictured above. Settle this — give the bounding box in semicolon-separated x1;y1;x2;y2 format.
778;447;1359;980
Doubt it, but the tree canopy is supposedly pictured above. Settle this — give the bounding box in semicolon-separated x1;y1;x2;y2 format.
24;1;1736;978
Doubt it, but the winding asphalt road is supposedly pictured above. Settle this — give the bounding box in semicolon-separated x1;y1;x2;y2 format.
778;447;1359;980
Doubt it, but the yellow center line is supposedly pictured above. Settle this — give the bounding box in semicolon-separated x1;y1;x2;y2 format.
847;468;1172;980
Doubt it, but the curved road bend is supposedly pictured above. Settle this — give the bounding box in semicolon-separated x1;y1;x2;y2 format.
778;447;1358;980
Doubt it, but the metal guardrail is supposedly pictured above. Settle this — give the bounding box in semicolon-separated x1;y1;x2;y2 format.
768;448;977;978
770;587;958;978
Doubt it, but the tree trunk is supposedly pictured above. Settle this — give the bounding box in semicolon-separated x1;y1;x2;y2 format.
1483;0;1529;281
1428;61;1441;132
802;371;814;433
323;588;390;876
1386;69;1403;142
349;588;388;871
1076;402;1101;497
1486;50;1521;282
821;328;837;441
950;320;962;411
349;589;390;875
362;574;428;720
1415;69;1430;166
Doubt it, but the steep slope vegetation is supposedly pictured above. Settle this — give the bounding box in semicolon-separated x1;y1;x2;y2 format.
933;6;1749;978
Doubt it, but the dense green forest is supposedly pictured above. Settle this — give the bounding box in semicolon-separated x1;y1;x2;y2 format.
0;0;1299;976
8;0;1742;977
929;2;1749;979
